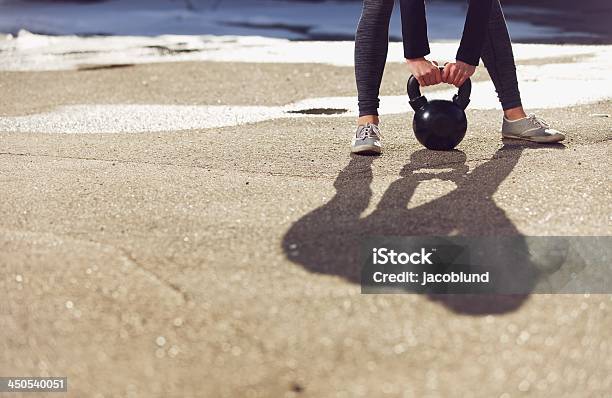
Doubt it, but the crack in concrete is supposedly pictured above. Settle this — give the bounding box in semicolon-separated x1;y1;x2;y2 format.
117;247;190;305
0;227;190;304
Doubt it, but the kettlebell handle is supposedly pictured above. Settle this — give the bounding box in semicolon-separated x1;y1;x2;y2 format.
408;66;472;111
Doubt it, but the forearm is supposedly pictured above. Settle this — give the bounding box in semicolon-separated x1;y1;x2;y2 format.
399;0;430;60
456;0;494;66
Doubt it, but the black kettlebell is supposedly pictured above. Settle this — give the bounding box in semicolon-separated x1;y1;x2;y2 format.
407;66;471;150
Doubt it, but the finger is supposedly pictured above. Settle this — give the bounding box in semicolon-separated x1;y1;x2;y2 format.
423;73;432;86
430;69;439;84
448;67;459;85
459;71;470;87
429;70;437;85
416;76;426;87
453;70;464;87
427;70;437;86
434;67;442;84
452;70;461;86
430;70;439;85
444;65;453;83
456;75;467;88
442;66;450;83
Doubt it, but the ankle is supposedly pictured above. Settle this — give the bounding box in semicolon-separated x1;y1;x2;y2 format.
358;115;379;126
504;107;528;121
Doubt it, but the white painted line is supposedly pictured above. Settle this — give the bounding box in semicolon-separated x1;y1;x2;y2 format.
1;75;610;135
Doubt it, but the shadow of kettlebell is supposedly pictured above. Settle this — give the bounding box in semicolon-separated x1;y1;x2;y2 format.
408;66;471;151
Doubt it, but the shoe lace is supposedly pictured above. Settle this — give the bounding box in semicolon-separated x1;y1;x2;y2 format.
528;114;550;129
357;123;382;140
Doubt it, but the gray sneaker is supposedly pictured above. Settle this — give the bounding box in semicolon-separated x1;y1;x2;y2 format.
502;114;565;143
351;123;382;154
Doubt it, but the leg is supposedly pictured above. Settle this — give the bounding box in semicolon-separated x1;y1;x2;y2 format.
355;0;394;124
480;0;525;119
481;0;565;143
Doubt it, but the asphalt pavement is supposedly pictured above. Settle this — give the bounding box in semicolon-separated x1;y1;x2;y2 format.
1;60;611;397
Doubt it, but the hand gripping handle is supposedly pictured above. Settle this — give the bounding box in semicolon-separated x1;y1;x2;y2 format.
407;66;471;111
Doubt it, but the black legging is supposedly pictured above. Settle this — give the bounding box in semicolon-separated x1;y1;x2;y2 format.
355;0;523;117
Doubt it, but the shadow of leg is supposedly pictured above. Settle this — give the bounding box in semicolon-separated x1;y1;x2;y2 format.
282;155;376;282
415;146;534;314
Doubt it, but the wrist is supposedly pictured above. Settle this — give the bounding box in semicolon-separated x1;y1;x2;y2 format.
406;57;426;64
455;55;479;67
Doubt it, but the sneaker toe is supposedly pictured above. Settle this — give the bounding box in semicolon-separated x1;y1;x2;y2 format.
541;128;565;142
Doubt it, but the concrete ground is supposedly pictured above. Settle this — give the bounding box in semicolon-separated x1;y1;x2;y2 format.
0;61;611;397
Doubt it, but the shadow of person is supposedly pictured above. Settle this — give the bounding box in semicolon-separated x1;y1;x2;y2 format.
283;142;565;315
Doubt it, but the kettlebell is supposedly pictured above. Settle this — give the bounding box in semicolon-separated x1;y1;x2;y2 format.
407;66;471;150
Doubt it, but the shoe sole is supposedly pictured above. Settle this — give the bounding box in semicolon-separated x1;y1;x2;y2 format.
351;144;382;155
502;133;565;143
